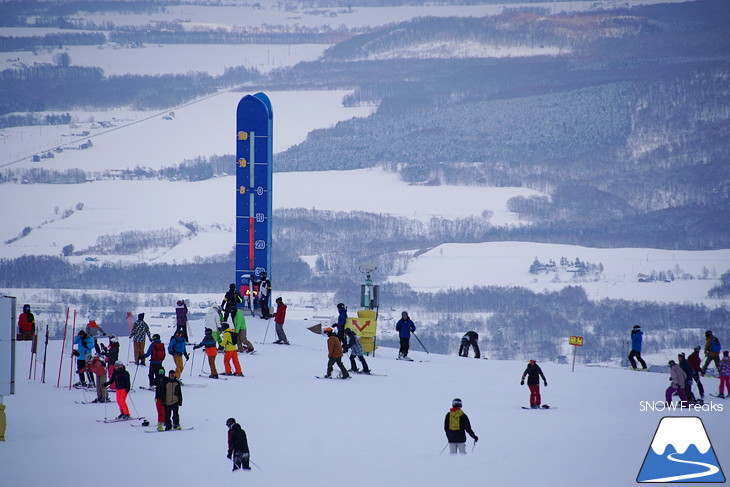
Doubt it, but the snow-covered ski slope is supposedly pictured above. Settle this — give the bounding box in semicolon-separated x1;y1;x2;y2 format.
2;308;728;487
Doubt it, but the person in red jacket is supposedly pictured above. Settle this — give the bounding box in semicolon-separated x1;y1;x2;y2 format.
687;345;705;400
273;297;289;345
17;304;35;341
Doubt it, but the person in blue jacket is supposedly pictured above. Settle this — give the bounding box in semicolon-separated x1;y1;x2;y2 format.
336;303;348;343
628;325;648;370
395;311;416;361
72;330;96;386
168;329;189;378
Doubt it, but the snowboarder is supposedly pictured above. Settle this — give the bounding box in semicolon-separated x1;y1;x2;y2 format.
221;283;243;323
168;329;189;378
72;330;96;387
130;313;152;366
395;311;416;361
335;303;348;343
718;350;730;399
628;325;648;370
193;328;220;378
272;297;288;344
688;345;705;399
259;271;271;319
520;360;548;408
343;328;370;374
103;363;131;419
458;331;480;358
226;417;251;471
231;307;254;353
142;334;166;388
324;327;349;379
666;359;688;407
175;300;189;342
161;369;183;430
444;398;478;454
701;330;722;376
221;325;243;376
17;304;35;341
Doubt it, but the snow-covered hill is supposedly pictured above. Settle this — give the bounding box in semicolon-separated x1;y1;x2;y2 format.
2;306;728;487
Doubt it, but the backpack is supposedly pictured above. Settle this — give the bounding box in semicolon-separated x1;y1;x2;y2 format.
228;330;238;346
711;336;722;353
151;342;166;362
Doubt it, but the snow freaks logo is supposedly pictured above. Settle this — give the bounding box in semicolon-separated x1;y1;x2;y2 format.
637;417;726;483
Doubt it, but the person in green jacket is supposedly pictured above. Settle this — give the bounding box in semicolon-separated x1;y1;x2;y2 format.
232;307;254;353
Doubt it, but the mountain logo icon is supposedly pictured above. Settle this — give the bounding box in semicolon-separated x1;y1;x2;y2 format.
637;416;725;483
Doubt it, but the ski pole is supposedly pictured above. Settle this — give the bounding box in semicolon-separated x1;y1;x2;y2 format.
189;348;195;377
249;458;263;470
131;362;140;389
472;439;477;453
128;391;140;417
412;332;429;354
262;317;272;345
439;443;449;455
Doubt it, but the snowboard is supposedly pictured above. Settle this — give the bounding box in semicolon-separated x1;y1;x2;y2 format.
144;427;194;433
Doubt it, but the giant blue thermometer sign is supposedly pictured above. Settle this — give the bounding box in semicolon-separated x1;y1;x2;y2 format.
235;93;273;289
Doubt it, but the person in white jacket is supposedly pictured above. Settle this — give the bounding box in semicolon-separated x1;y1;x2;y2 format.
665;360;688;406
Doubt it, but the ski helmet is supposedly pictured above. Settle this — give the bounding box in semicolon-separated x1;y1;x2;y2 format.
226;417;236;428
705;330;713;337
452;398;462;408
324;327;334;335
337;303;345;309
152;334;160;340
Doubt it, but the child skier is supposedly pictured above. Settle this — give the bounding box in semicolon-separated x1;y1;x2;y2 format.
343;328;370;374
718;350;730;398
193;328;220;378
324;327;350;379
226;417;251;471
161;369;183;430
444;398;478;454
220;325;243;376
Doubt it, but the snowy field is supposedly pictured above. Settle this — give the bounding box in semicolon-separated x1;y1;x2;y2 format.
1;309;728;487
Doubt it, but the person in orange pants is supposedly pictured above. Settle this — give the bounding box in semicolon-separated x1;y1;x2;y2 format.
103;363;131;419
193;328;220;378
221;326;243;376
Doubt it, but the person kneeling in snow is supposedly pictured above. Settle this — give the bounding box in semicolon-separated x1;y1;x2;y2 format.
226;417;251;471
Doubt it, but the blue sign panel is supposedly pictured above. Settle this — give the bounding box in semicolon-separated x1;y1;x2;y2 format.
235;93;273;289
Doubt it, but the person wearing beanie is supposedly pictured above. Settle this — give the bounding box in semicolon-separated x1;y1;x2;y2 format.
72;330;96;387
17;304;36;341
154;367;167;431
687;345;705;399
323;327;349;379
272;297;289;345
221;283;243;323
395;310;416;361
628;325;648;370
718;350;730;399
444;398;478;454
143;334;166;387
701;330;722;376
193;328;220;378
521;360;548;408
226;418;251;471
130;313;152;366
103;363;132;419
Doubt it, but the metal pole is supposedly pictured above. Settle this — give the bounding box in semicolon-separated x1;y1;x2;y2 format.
571;345;577;373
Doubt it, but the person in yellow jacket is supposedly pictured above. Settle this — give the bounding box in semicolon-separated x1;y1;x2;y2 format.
221;325;243;376
324;327;350;379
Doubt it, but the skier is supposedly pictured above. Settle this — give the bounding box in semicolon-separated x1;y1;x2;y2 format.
628;325;648;370
205;305;225;349
335;303;348;343
130;313;152;366
72;330;96;387
100;335;120;378
103;363;131;419
85;320;107;354
168;329;189;378
175;300;189;342
343;328;370;374
718;350;730;399
193;328;220;378
272;297;289;344
520;360;548;408
142;334;166;388
161;369;183;430
85;355;109;403
687;345;705;399
220;325;243;376
395;311;416;361
666;359;688;407
231;307;254;353
153;367;166;431
324;327;349;379
677;352;697;403
458;331;481;358
444;398;478;454
221;283;243;323
226;417;251;471
701;330;722;376
17;304;35;341
259;271;271;319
